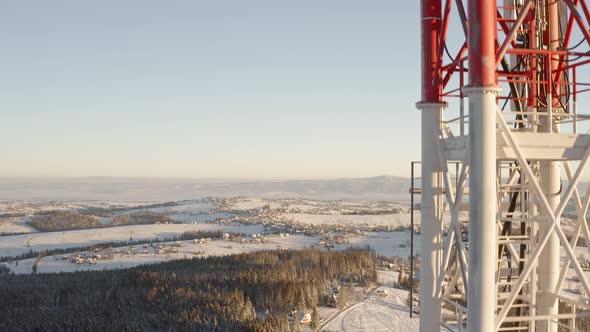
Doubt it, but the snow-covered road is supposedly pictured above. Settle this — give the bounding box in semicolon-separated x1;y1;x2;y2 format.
322;287;419;332
321;271;446;332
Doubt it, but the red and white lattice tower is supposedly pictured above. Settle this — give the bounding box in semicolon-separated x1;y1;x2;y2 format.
418;1;590;331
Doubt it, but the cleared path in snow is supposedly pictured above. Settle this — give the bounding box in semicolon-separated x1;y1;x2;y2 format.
322;287;418;332
322;271;445;332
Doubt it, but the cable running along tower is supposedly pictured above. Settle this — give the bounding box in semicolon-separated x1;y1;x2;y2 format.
418;0;590;331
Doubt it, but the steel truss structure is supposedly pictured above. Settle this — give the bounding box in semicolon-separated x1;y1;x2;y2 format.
418;1;590;331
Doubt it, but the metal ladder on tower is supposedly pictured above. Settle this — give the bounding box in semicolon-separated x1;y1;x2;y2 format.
496;161;537;332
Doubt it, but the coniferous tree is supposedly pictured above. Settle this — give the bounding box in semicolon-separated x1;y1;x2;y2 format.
291;313;302;332
311;306;320;329
0;248;378;331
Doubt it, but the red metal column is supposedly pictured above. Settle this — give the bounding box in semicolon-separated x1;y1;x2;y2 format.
421;0;443;103
468;0;498;87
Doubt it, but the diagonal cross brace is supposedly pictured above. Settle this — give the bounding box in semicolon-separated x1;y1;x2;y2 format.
494;109;590;329
495;0;534;67
563;0;590;50
553;161;590;296
435;138;469;297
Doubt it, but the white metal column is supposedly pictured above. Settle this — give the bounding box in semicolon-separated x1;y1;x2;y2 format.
417;101;445;331
465;87;500;332
537;121;561;332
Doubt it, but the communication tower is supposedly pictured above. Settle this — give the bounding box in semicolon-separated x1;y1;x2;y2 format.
418;1;590;331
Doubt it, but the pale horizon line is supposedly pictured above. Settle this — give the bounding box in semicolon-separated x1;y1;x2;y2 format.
0;174;408;182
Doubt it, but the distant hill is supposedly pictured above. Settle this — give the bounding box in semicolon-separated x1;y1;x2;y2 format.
0;175;411;202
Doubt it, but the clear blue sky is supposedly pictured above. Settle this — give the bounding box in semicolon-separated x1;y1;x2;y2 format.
0;1;421;179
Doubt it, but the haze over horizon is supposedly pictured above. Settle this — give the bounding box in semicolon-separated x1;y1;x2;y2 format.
0;174;410;201
0;1;420;179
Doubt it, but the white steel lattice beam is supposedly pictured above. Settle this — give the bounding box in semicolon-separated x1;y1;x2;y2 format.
495;109;590;329
563;161;590;262
553;161;590;295
496;164;523;265
435;136;469;299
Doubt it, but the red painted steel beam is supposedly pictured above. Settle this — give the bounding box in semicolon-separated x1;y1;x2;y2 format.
442;42;468;88
580;0;590;24
549;0;561;108
556;58;590;72
455;0;468;38
495;0;533;67
563;1;578;48
554;0;578;84
504;48;590;57
435;0;453;88
564;0;590;49
496;9;518;51
421;0;443;102
468;0;498;87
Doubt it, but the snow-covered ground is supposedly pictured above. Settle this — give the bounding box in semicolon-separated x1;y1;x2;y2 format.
320;270;440;332
321;289;418;332
336;231;420;257
0;223;265;258
226;197;408;215
117;199;212;215
0;231;419;273
283;213;411;228
280;211;460;229
5;234;318;274
228;197;282;210
0;198;426;267
0;217;36;234
0;200;150;215
168;212;235;223
90;199;234;224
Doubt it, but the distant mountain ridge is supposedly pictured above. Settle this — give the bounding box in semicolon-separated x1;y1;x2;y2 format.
0;176;410;202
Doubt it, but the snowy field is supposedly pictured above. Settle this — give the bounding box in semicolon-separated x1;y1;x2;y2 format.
321;288;418;332
283;213;411;228
0;217;35;234
0;197;423;278
335;231;420;257
0;200;149;215
0;198;426;268
117;199;212;215
5;234;317;274
228;197;283;210
227;197;407;212
320;270;442;332
1;230;418;273
167;212;235;223
0;223;264;258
